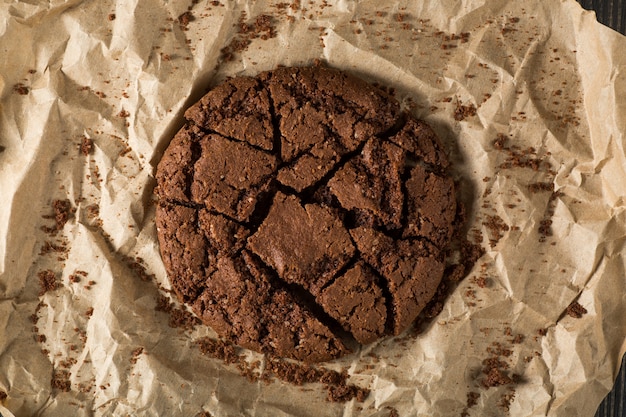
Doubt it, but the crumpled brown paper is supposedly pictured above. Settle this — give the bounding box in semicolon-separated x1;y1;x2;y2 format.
0;0;624;416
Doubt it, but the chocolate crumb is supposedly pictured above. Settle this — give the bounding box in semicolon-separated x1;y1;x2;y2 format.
482;214;509;247
386;406;400;417
51;370;71;392
454;102;477;121
196;338;240;364
80;136;93;156
122;255;156;282
39;240;68;256
499;389;516;410
566;301;587;318
108;13;116;21
38;270;59;296
168;306;200;330
528;182;553;193
178;11;194;28
196;336;369;403
472;276;489;288
467;391;479;407
493;134;507;150
85;307;94;317
118;109;130;118
13;83;29;95
537;328;548;336
130;347;144;364
42;199;73;234
219;12;276;61
482;364;512;388
326;384;370;403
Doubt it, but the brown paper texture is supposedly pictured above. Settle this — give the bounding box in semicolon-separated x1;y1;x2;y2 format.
0;0;625;416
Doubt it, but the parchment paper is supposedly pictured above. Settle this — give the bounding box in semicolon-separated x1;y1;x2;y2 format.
0;0;625;416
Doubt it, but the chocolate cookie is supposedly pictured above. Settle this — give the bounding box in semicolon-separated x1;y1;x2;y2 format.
155;65;457;362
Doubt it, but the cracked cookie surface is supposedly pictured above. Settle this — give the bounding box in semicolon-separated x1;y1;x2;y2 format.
155;66;456;362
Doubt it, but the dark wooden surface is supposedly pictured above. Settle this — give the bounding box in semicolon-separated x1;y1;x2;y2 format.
574;3;626;417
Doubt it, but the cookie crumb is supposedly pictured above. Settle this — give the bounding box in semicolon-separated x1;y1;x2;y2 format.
80;136;93;156
41;199;73;234
38;270;59;296
178;11;194;28
13;83;29;95
454;102;477;121
130;347;144;364
386;406;400;417
566;301;587;318
51;370;71;392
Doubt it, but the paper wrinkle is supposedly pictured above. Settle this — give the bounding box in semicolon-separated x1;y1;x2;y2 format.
1;0;625;416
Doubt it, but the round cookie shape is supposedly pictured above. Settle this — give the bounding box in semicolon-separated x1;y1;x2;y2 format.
155;66;457;362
